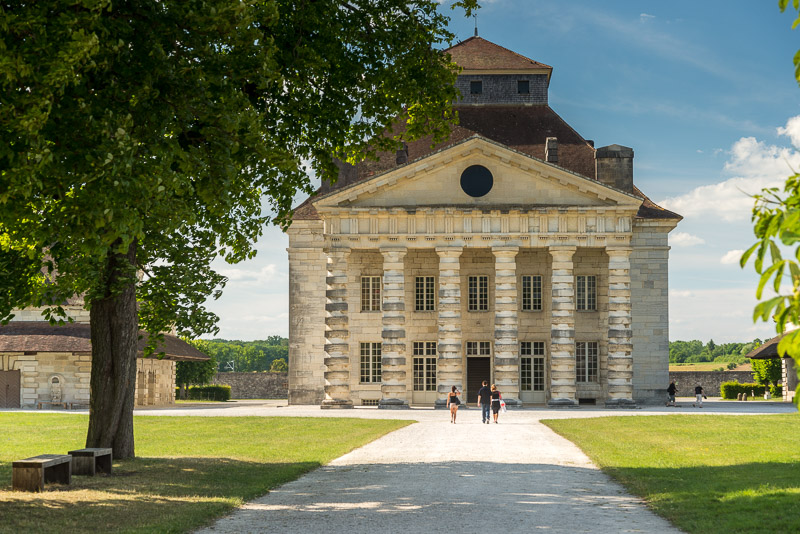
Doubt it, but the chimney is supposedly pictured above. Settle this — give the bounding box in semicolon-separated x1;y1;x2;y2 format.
595;144;634;193
545;137;558;164
395;142;409;165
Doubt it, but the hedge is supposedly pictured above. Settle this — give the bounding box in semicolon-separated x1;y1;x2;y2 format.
720;382;782;399
175;385;231;401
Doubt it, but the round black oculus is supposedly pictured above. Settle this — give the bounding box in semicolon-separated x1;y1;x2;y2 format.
460;165;493;197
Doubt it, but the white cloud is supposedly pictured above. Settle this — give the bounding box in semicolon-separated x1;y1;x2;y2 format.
660;118;800;222
217;264;282;286
640;13;655;22
670;232;705;247
720;249;744;265
777;115;800;149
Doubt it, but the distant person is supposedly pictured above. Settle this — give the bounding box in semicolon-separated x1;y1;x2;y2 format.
693;385;704;408
477;380;492;424
764;388;772;400
447;385;462;423
666;380;677;407
490;384;502;423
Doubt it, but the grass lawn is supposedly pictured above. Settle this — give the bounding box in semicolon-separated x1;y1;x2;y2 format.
543;414;800;534
669;362;751;372
0;414;410;533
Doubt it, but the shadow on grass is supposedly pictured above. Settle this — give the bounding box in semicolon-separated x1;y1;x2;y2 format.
606;461;800;534
0;457;321;534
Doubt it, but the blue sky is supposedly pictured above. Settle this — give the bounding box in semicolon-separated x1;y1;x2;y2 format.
204;1;800;343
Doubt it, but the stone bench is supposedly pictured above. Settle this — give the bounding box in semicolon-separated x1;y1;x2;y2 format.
68;448;113;476
12;454;72;492
37;401;67;410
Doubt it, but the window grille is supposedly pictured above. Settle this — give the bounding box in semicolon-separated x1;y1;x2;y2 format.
466;341;491;356
520;341;545;391
576;341;598;383
576;275;597;311
521;275;542;311
359;342;382;383
415;276;436;311
412;342;437;391
361;276;381;311
468;275;488;311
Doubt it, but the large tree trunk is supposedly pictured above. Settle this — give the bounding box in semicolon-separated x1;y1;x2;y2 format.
86;243;139;459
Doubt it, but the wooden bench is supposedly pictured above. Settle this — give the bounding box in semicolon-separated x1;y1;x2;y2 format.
37;401;67;410
68;448;113;476
12;454;72;492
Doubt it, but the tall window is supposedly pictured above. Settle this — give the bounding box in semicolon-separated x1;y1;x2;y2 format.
520;341;545;391
466;341;491;356
470;80;483;94
521;275;542;311
576;275;597;311
415;276;436;311
360;342;382;383
468;275;489;311
361;276;381;312
412;342;437;391
576;341;598;383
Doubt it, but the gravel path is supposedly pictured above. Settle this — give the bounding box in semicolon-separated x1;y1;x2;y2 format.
193;406;699;534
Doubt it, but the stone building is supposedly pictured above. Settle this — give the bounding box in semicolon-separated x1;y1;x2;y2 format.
287;37;681;408
0;298;208;409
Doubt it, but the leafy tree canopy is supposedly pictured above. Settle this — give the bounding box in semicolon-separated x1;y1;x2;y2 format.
751;358;782;387
0;0;478;457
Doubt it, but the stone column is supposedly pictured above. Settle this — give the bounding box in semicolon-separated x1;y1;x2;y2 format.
321;249;353;408
548;246;577;406
492;246;520;406
606;247;635;406
380;248;409;408
435;247;463;408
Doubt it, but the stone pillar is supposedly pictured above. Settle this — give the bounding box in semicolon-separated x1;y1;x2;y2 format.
435;247;463;408
379;248;409;409
492;246;520;406
548;246;577;406
321;249;353;408
607;247;635;406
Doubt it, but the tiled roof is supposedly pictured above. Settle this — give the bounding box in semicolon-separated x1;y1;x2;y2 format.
446;37;552;71
0;322;209;361
745;331;793;360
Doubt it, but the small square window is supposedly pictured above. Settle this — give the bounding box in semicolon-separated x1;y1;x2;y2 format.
470;80;482;94
518;80;530;94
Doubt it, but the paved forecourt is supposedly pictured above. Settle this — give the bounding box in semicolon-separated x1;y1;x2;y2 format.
183;400;797;534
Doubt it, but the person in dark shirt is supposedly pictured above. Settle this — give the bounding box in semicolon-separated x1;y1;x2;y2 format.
477;380;492;424
666;380;677;407
693;385;704;408
490;384;502;423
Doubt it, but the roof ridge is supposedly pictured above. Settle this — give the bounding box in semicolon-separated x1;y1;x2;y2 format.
445;36;552;70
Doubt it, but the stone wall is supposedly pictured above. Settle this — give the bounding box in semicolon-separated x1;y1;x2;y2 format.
668;370;755;397
212;372;289;399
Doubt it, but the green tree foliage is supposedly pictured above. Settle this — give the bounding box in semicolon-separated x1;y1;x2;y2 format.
669;339;758;364
269;358;288;373
0;0;478;457
176;343;218;399
191;338;288;372
751;358;783;386
741;1;800;393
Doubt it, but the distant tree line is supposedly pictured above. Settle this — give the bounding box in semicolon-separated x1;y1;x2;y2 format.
669;339;763;365
187;337;289;373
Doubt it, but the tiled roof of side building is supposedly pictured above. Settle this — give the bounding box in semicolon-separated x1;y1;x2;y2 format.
445;36;553;72
0;321;210;361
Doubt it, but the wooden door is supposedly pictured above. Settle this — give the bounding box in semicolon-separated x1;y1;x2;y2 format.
0;370;21;408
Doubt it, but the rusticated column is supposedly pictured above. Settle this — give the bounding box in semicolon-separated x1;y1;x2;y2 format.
379;248;409;409
606;247;635;406
492;246;520;406
548;246;577;406
321;249;352;408
435;247;463;408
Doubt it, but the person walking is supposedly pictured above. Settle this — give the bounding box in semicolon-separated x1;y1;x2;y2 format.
693;384;704;408
490;384;502;423
447;385;462;423
666;380;677;407
477;380;492;424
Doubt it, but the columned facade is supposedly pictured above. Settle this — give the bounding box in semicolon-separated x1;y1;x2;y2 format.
548;246;577;406
493;246;520;405
380;248;409;408
436;247;463;407
321;249;353;408
607;247;634;405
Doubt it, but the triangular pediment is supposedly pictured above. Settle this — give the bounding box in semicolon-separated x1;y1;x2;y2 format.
313;137;642;215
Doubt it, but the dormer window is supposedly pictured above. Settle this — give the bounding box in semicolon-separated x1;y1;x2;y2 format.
518;80;530;94
470;80;482;94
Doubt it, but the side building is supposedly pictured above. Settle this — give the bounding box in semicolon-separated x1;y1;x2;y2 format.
286;37;681;408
